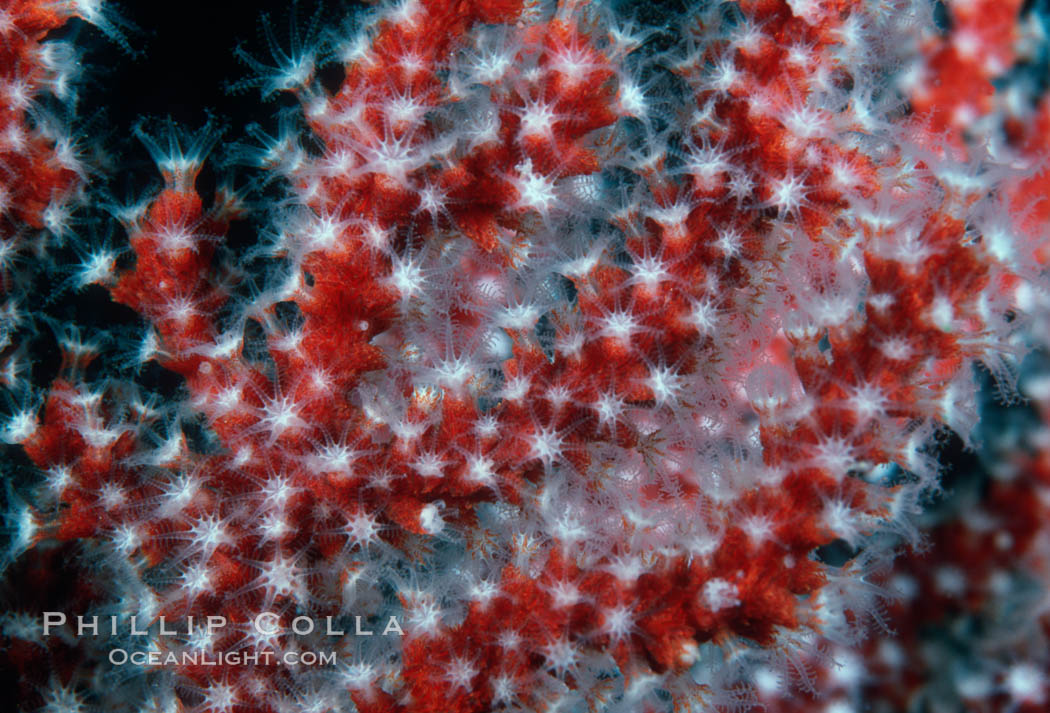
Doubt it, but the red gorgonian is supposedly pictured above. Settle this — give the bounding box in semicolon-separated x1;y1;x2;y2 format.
2;1;1049;712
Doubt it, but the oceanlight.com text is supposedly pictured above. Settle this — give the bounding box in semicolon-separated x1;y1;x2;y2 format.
108;648;338;667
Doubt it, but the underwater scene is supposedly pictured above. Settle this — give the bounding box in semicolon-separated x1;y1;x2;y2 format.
2;1;1050;712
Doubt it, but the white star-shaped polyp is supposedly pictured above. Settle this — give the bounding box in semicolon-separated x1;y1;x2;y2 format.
519;101;557;138
40;680;87;713
338;661;378;691
344;510;381;549
512;160;558;216
630;255;669;291
258;393;304;440
528;426;563;467
259;512;290;542
365;133;420;185
405;593;442;634
502;374;530;402
388;254;425;299
471;47;512;84
686;143;729;188
618;76;647;117
549;580;581;608
203;682;237;713
500;302;540;331
469;578;499;605
715;227;742;257
813;437;856;477
475;415;499;438
419;503;445;534
498;629;521;650
435;355;473;390
189;515;231;556
646;199;691;234
767;171;808;216
542;636;580;678
154;222;197;253
491;673;517;704
43;464;72;494
3;76;32;110
98;483;126;510
112;524;141;555
822;499;861;547
603;605;633;640
594;391;625;426
466;453;496;485
313;441;358;476
848;382;887;423
550;42;594;85
412;451;447;479
702;578;740;611
741;514;773;546
690;298;719;334
76;249;118;287
600;309;639;344
159;475;199;518
708;54;740;92
258;552;303;601
1005;662;1046;705
417;184;447;216
385;92;425;127
783;104;828;140
646;365;684;405
879;336;912;361
182;562;212;596
731;18;765;52
445;658;478;690
261;475;296;509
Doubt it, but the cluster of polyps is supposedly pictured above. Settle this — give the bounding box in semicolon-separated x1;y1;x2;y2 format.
0;1;91;395
2;1;1049;712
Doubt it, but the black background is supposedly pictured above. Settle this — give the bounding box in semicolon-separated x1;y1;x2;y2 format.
79;2;364;131
54;0;370;196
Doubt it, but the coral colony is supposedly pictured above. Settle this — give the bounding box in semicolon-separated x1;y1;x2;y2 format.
2;0;1050;712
